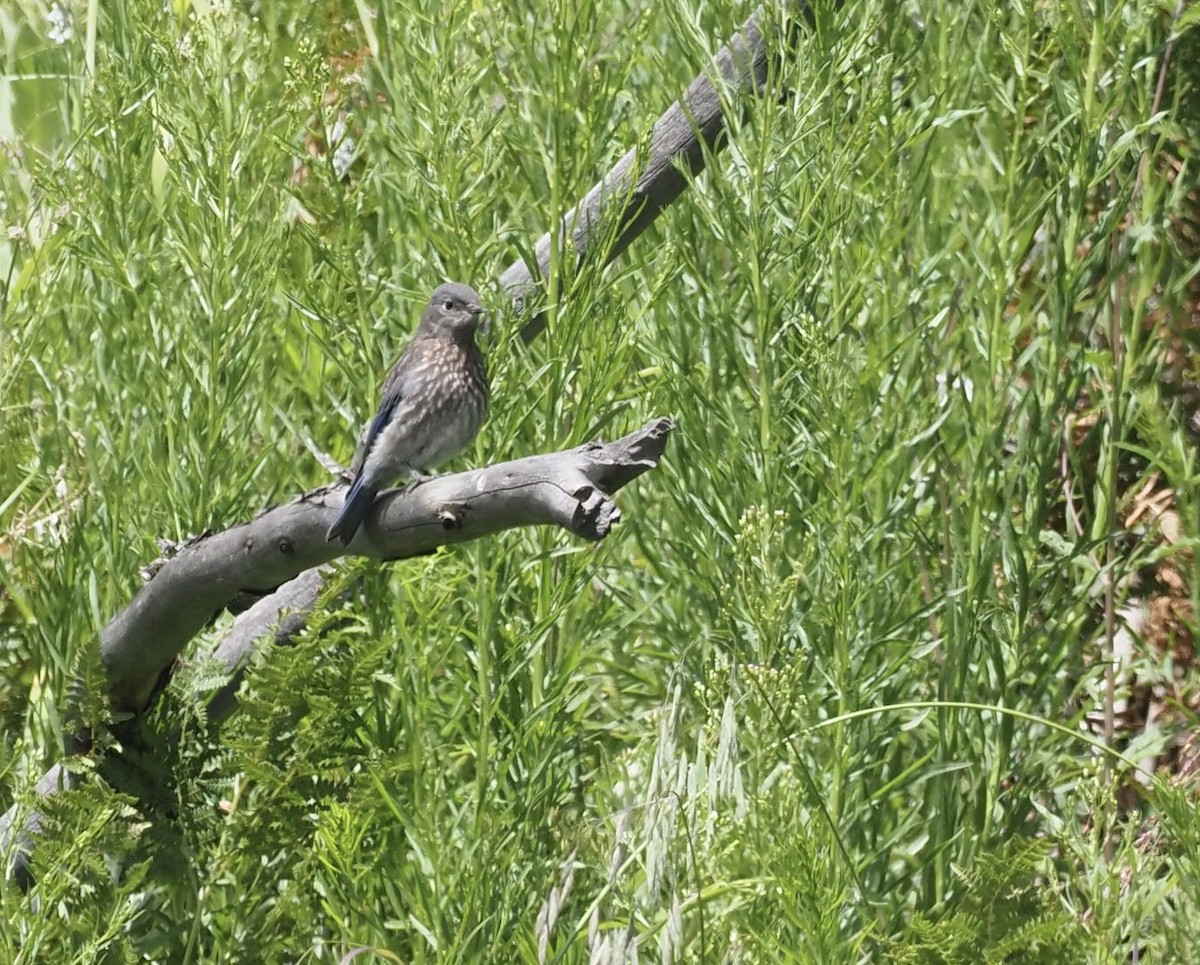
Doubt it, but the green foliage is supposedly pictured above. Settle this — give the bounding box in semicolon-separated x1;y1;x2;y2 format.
890;838;1085;963
3;0;1200;961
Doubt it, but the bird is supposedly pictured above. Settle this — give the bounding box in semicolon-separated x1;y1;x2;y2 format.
327;281;489;545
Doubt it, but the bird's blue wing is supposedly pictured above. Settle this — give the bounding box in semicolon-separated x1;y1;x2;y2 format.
358;340;421;462
360;386;402;462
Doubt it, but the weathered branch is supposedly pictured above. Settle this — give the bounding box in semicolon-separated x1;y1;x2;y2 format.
501;3;811;339
103;418;673;715
204;566;332;725
1;420;671;874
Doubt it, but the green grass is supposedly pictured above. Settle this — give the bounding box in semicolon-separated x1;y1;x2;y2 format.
3;0;1200;960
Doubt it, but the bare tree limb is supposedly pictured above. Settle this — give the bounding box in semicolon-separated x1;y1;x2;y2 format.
103;418;672;715
1;420;671;872
204;566;332;725
501;3;812;339
1;765;71;892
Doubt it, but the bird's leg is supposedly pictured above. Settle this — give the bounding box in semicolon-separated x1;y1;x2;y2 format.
400;464;433;495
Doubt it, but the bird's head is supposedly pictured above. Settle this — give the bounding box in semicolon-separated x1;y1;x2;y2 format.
418;282;486;342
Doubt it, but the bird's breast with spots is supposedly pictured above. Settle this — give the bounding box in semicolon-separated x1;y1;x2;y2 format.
366;336;488;479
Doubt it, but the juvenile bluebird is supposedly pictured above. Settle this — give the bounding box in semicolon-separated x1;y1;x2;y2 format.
327;282;489;545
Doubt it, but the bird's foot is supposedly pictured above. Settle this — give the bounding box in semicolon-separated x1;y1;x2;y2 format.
400;467;433;495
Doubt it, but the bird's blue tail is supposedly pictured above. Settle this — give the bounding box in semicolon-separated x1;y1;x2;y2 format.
327;475;378;545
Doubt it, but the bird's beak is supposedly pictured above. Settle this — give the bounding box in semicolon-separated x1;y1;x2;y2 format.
469;305;489;334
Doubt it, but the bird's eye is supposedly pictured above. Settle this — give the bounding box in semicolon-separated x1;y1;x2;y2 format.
443;300;454;311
